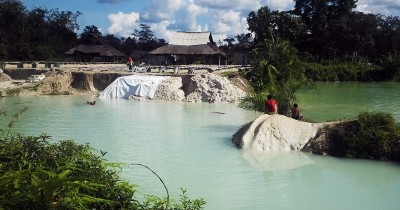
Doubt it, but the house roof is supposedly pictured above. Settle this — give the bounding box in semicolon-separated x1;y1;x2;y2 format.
65;34;125;57
169;31;213;45
148;31;225;56
148;43;226;56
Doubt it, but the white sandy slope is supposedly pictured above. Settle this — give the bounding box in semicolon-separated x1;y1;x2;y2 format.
232;114;329;151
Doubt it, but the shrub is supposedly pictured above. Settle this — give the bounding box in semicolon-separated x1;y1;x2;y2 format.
0;109;206;209
301;62;383;81
328;112;400;161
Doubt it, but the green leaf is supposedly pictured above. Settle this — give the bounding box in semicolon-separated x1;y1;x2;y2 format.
58;170;71;179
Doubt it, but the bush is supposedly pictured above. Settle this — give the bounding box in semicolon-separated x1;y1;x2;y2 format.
0;109;206;209
301;62;383;81
328;112;400;161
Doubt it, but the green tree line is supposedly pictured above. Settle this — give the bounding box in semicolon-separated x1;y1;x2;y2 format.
2;0;399;67
221;0;400;65
0;0;165;61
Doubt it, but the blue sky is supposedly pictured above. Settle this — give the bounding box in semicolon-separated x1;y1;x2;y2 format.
21;0;400;42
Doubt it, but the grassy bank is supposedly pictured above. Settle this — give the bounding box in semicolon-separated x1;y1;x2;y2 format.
0;109;206;209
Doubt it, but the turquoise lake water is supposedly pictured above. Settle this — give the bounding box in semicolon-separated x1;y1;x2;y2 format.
0;82;399;210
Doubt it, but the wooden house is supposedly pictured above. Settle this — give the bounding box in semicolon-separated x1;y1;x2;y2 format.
147;31;227;65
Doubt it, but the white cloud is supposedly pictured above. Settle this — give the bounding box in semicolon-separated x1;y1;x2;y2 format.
141;0;186;23
104;0;400;42
107;12;140;37
356;0;400;16
105;0;296;41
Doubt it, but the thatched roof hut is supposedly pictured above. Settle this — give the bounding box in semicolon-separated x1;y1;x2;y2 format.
147;32;226;65
65;34;125;62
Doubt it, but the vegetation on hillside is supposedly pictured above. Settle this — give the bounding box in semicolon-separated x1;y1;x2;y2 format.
327;112;400;161
0;108;206;209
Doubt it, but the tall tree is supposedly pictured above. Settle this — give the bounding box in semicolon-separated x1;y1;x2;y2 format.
292;0;358;61
376;15;400;57
80;25;102;40
120;36;137;55
247;6;306;48
346;12;379;61
133;24;155;51
293;0;329;61
327;0;358;59
104;34;122;52
132;24;165;51
234;33;253;51
0;0;26;60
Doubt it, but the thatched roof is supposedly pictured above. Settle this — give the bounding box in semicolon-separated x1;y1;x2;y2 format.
65;34;125;57
149;43;226;55
149;31;225;56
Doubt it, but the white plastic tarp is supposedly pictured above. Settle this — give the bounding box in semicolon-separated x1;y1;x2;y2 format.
99;75;169;99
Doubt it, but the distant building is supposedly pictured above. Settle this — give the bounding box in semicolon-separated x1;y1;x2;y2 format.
65;34;125;62
232;52;251;65
146;31;227;65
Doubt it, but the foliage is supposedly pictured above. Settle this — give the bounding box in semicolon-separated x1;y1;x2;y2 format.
238;91;268;112
243;1;400;77
80;25;102;40
0;0;81;60
301;61;384;81
240;33;312;114
292;0;358;61
234;33;254;51
247;6;307;47
132;24;166;52
328;112;400;161
0;108;206;209
379;52;400;80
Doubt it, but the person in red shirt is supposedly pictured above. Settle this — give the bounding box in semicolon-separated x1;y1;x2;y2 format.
265;95;278;114
127;57;133;71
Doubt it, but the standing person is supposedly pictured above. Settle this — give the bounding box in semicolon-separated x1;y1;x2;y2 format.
265;95;278;114
127;57;133;71
290;103;303;120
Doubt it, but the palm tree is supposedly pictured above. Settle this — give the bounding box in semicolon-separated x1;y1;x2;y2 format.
239;33;312;115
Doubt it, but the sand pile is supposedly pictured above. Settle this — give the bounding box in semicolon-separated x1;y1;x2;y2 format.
185;73;245;102
232;114;329;151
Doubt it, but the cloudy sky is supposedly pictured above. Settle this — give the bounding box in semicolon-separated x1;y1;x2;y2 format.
22;0;400;42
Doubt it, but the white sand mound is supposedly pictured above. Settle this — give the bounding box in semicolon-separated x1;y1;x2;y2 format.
232;114;328;151
185;73;245;102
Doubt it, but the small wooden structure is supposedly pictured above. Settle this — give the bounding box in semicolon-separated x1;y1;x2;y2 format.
147;31;227;65
65;34;125;62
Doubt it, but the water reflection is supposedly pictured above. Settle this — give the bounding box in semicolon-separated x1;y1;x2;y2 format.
242;150;315;172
